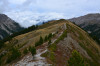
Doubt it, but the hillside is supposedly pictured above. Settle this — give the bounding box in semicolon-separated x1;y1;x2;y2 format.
69;13;100;40
0;19;100;66
0;14;24;40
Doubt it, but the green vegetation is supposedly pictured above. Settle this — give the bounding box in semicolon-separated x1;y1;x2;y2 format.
40;36;44;45
0;54;4;65
49;29;67;51
2;25;38;43
35;33;53;47
41;51;55;63
29;46;36;57
35;36;44;47
48;39;51;45
48;33;53;40
68;50;88;66
73;22;100;45
23;48;28;54
79;43;99;66
18;41;28;49
7;48;21;63
69;22;100;65
1;19;99;66
89;34;100;45
49;43;57;52
0;41;4;49
54;30;67;44
48;52;55;62
42;29;68;63
44;35;48;42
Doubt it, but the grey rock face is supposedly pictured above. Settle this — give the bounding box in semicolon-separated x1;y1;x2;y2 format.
69;13;100;39
0;14;24;40
69;13;100;25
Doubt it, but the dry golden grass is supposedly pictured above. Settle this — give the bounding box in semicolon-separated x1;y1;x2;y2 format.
66;22;100;65
3;20;100;65
9;20;67;51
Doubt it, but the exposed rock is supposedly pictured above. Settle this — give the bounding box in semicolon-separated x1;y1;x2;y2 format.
0;14;24;40
69;13;100;39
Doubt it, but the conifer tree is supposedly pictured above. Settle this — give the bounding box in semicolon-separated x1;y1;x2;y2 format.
48;39;51;45
7;48;21;63
40;36;43;44
68;50;87;66
48;33;52;39
29;46;36;57
44;35;48;42
23;48;28;54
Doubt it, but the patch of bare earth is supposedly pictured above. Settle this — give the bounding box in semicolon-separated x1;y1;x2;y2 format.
51;33;92;66
11;43;51;66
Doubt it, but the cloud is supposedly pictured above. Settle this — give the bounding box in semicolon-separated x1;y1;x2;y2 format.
5;11;67;27
0;0;99;13
0;0;9;13
1;0;100;13
9;0;27;5
0;0;100;27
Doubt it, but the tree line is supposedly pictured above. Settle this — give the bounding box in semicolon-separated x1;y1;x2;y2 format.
2;25;38;42
35;33;53;47
0;25;38;49
6;33;54;64
73;22;100;45
6;46;36;63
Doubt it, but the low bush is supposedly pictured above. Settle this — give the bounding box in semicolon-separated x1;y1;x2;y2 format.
7;48;21;63
68;50;88;66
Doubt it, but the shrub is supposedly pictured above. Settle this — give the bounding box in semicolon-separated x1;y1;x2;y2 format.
68;50;87;66
48;33;53;40
0;41;4;49
29;46;36;57
0;54;4;65
48;39;51;45
39;36;43;44
7;48;21;63
35;36;43;47
44;35;48;42
23;48;28;54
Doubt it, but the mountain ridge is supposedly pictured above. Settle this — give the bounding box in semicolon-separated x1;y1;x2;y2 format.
69;13;100;40
0;14;24;40
0;19;100;66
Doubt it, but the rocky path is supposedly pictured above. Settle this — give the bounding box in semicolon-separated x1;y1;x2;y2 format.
12;43;51;66
11;23;66;66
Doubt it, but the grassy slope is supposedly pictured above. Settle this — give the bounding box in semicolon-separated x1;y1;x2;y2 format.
42;21;100;66
1;20;67;65
1;19;100;65
67;22;100;65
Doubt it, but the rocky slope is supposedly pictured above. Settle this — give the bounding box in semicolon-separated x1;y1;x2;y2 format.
69;13;100;40
0;19;100;66
0;14;24;40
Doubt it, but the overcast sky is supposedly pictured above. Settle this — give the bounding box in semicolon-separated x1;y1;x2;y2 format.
0;0;100;27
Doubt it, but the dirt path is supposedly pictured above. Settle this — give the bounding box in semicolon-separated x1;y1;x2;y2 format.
11;23;66;66
12;43;51;66
12;31;63;66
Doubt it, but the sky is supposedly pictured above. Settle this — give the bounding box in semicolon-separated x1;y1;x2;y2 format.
0;0;100;27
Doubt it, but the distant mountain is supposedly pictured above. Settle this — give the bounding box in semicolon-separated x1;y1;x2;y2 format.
0;14;24;40
5;11;66;27
69;13;100;40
